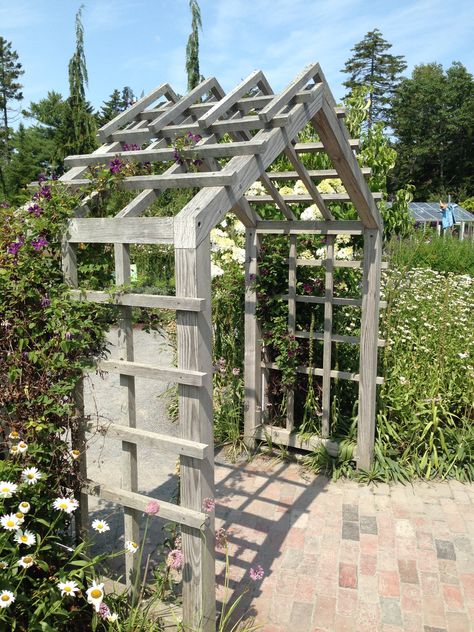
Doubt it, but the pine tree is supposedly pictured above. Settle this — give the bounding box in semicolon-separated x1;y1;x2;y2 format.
0;37;24;197
341;29;406;128
186;0;202;92
97;86;136;126
63;5;96;156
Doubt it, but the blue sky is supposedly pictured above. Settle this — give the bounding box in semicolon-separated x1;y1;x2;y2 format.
1;0;473;119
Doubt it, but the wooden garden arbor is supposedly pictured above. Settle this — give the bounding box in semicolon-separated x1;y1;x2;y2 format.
60;63;383;631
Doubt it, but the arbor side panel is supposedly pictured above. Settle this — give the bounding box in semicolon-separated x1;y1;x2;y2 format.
175;238;215;632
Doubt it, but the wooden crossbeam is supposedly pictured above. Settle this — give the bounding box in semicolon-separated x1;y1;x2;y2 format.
84;481;208;530
97;83;178;141
267;167;371;180
98;359;206;387
294;140;359;152
69;290;205;312
255;220;363;235
66;217;174;244
261;362;384;384
98;423;211;459
246;192;383;203
292;258;389;269
255;426;340;456
294;330;385;346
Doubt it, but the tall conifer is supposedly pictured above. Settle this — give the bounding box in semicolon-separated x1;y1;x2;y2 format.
186;0;202;92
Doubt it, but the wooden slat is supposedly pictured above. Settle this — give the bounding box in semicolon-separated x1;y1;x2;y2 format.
98;422;210;460
357;228;382;469
119;170;238;190
66;218;174;244
150;77;223;132
287;235;297;431
259;62;321;122
321;236;334;437
295;330;385;347
312;94;382;229
114;243;139;588
244;228;262;449
292;295;362;307
293;140;359;152
98;83;177;141
98;359;205;387
261;361;384;384
69;290;205;312
256;425;340;457
246;192;383;203
294;258;389;269
83;481;208;530
266;168;371;180
64;140;268;167
255;220;364;235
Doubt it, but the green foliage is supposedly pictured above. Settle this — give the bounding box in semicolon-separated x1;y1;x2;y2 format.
386;230;474;276
390;62;474;199
341;28;406;128
186;0;202;92
97;87;136;127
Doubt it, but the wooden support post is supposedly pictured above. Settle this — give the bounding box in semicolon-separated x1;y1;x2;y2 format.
287;235;297;431
322;236;334;438
244;228;262;449
357;229;382;470
61;238;88;539
114;244;140;588
459;221;465;241
174;237;215;632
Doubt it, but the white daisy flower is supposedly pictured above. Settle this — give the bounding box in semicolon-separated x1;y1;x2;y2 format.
9;446;19;456
70;449;81;460
17;442;28;454
0;482;18;499
18;502;31;514
53;497;79;514
17;555;34;569
14;530;36;547
0;562;8;570
58;580;79;597
1;514;20;531
125;541;139;554
14;512;25;525
8;431;20;441
21;467;42;486
92;519;110;534
86;580;105;612
0;590;14;608
107;613;119;622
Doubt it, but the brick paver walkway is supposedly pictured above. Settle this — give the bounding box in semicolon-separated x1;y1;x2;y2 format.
214;457;474;632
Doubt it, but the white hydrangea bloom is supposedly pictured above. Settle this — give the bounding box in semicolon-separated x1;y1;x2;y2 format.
293;180;308;195
247;181;267;196
300;204;323;221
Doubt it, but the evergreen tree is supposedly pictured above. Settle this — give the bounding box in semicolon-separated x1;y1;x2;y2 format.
341;29;406;128
186;0;202;92
63;5;96;156
97;86;136;126
0;36;24;197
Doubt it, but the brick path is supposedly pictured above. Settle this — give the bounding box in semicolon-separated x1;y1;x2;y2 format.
214;457;474;632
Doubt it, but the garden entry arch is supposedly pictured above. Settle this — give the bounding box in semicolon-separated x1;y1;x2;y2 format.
59;63;383;631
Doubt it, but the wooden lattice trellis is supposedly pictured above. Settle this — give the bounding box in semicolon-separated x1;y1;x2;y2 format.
58;62;383;631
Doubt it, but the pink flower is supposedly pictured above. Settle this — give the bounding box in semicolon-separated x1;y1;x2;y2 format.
145;500;160;515
174;535;182;550
232;368;240;376
249;565;264;581
202;497;216;513
99;602;111;619
166;549;184;570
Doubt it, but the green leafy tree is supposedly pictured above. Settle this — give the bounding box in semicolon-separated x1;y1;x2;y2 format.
23;91;68;172
186;0;202;92
341;29;406;128
63;5;96;157
390;62;474;199
0;36;24;197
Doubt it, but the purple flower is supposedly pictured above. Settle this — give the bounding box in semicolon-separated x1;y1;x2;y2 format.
249;565;265;581
202;497;216;513
98;602;111;620
122;143;140;151
215;527;228;550
34;186;51;200
28;203;43;217
0;201;10;208
166;549;184;570
31;236;48;252
303;283;313;294
65;332;73;340
173;148;184;165
40;295;51;308
109;158;124;174
37;172;47;183
7;236;25;256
